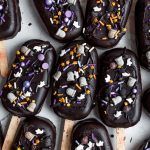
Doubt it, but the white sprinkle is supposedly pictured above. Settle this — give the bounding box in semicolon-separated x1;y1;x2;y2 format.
85;46;90;50
50;18;53;24
127;58;132;66
93;6;102;12
14;82;17;89
114;111;122;118
105;74;111;83
73;21;80;28
35;128;44;135
126;98;133;104
83;28;85;33
89;47;95;52
82;43;86;46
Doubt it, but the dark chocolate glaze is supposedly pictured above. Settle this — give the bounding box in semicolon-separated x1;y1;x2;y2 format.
142;89;150;114
138;138;150;150
71;119;113;150
83;0;132;48
12;117;56;150
0;123;3;150
135;0;150;70
52;40;98;120
98;48;142;128
34;0;83;43
1;40;56;117
0;0;21;40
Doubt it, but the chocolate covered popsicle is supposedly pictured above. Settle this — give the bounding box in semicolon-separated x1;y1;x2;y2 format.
71;119;113;150
98;48;142;127
0;123;3;149
1;40;56;117
12;117;56;150
34;0;83;42
138;138;150;150
83;0;132;48
0;0;21;40
0;0;21;77
52;40;98;120
135;0;150;70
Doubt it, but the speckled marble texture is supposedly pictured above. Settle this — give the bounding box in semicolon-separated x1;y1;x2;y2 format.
0;0;150;150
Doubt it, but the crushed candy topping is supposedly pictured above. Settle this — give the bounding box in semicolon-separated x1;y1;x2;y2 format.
44;0;80;38
100;53;138;121
0;0;8;25
52;43;96;108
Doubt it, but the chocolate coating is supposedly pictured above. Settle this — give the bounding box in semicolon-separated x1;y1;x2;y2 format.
98;48;142;128
0;0;21;40
0;123;3;150
1;40;56;117
34;0;83;43
138;138;150;150
71;119;113;150
142;89;150;114
135;0;150;70
52;40;98;120
12;117;56;150
84;0;132;48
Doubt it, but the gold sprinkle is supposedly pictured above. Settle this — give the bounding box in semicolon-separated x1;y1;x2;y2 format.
91;65;95;70
86;90;91;95
76;84;82;90
83;65;88;70
124;102;128;106
99;21;105;26
89;74;93;79
53;91;57;95
67;103;71;107
64;27;68;32
16;51;20;55
61;63;65;67
57;94;63;97
21;56;25;60
70;51;74;55
66;60;70;65
73;61;78;65
58;11;62;16
59;98;65;103
109;80;113;84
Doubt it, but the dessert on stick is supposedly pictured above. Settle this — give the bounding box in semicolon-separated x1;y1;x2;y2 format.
2;39;56;149
12;117;56;150
83;0;132;48
98;48;142;150
0;0;21;77
135;0;150;70
71;119;113;150
34;0;83;42
51;40;98;149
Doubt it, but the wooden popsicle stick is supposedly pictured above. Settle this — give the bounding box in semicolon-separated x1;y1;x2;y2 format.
61;119;74;150
0;41;9;77
2;116;21;150
116;128;125;150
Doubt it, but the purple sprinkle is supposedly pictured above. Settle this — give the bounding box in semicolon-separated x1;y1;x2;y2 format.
26;60;31;65
28;72;34;76
65;10;72;18
38;54;45;61
23;81;30;88
133;89;137;94
64;17;69;23
45;0;53;5
0;5;3;11
42;63;49;70
21;62;25;67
